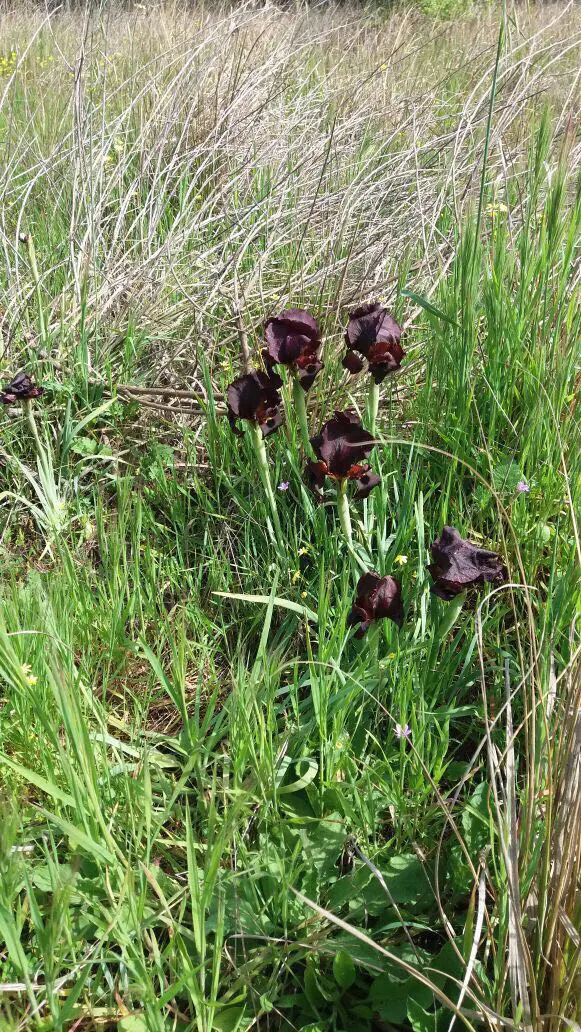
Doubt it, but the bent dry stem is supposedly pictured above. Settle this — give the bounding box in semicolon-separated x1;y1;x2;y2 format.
251;424;283;546
25;233;48;349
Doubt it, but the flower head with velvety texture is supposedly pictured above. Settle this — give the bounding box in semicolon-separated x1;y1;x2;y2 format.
0;372;44;405
305;410;380;500
352;469;381;500
226;369;283;438
428;526;508;600
264;308;323;391
311;410;373;477
347;571;404;637
342;302;404;384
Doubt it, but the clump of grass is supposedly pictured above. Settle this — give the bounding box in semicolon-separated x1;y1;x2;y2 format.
0;3;579;1031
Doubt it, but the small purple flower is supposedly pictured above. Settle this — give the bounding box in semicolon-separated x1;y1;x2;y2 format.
517;481;530;494
395;722;411;741
278;481;290;492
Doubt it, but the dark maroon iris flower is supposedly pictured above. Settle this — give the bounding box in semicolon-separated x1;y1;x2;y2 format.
0;372;44;405
226;369;283;438
311;410;374;476
428;526;508;600
347;572;404;637
306;410;380;500
264;308;323;391
342;302;404;384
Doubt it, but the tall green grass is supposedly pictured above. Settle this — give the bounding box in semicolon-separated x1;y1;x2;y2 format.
0;3;579;1030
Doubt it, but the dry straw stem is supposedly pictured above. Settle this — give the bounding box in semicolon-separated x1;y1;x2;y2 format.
477;602;581;1031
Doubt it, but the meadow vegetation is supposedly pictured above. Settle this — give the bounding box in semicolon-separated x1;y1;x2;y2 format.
0;2;579;1030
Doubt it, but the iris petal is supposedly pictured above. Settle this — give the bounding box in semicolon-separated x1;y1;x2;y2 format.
305;459;327;501
226;370;283;437
353;471;381;499
312;410;375;477
342;350;365;375
348;571;404;633
428;526;508;599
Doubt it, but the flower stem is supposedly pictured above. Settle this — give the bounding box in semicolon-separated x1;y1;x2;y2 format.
337;479;353;547
367;379;380;436
251;423;283;546
292;374;313;457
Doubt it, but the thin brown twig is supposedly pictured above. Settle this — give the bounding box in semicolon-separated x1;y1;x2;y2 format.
118;396;216;417
233;276;253;375
118;384;213;401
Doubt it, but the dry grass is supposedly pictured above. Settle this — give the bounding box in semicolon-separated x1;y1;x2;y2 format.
0;1;579;381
